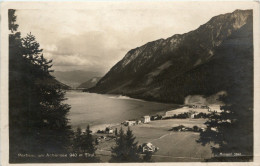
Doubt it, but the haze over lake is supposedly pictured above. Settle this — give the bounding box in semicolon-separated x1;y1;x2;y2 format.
65;90;177;131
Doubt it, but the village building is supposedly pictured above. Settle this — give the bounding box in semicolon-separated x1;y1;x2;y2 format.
211;127;217;132
189;110;199;119
123;120;136;126
127;121;136;126
201;105;209;109
190;113;195;119
151;115;162;120
105;127;113;134
141;116;150;123
136;120;142;124
141;142;158;153
208;105;223;113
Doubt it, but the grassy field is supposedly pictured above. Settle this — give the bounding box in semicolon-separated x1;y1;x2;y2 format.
95;118;214;162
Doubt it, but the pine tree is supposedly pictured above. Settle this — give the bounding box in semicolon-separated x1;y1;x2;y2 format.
72;126;99;162
82;125;95;155
198;86;253;159
125;127;141;162
73;127;83;153
8;9;18;33
110;127;127;162
20;32;72;153
9;9;73;162
110;127;141;162
115;128;118;136
95;138;99;145
9;9;31;160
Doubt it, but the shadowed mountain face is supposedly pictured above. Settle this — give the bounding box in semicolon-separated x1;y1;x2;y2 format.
51;78;71;90
78;77;102;89
89;9;253;104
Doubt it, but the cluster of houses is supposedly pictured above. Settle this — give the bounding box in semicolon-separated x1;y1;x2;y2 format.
208;105;223;113
122;115;151;126
189;104;223;113
171;125;206;132
164;104;223;119
188;105;209;109
95;118;159;153
97;127;114;134
165;109;199;119
96;115;153;135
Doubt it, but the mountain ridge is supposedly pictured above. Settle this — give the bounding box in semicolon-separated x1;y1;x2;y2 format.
89;9;253;104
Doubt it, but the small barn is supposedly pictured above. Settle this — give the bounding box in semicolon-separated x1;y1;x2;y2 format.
141;116;150;123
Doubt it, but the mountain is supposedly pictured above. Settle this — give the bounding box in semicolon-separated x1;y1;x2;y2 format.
89;9;253;104
78;77;102;89
51;70;103;88
53;79;71;90
39;76;71;90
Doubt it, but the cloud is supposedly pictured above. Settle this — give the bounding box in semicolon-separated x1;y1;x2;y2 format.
41;30;128;72
42;26;178;73
15;2;253;73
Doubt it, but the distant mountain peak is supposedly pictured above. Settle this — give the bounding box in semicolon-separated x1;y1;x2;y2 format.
51;70;103;88
78;77;102;89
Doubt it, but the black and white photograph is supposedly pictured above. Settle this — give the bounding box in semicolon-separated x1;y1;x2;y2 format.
1;1;259;164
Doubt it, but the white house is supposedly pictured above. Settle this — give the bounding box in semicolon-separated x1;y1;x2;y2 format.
208;105;223;113
141;116;150;123
142;142;158;153
127;121;136;126
123;120;136;126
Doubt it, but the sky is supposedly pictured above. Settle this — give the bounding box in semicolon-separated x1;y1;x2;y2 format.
15;1;255;74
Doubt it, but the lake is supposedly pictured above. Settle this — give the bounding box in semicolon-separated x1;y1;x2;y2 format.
64;90;178;131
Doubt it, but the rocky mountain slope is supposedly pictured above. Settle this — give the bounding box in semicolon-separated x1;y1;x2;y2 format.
89;9;253;104
78;77;102;89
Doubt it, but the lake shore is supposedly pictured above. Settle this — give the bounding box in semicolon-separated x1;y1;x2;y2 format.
65;91;180;131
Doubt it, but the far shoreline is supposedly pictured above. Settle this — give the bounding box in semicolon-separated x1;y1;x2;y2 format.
71;88;185;105
65;90;181;132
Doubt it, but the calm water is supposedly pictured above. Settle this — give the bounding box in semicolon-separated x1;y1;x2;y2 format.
65;90;178;131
